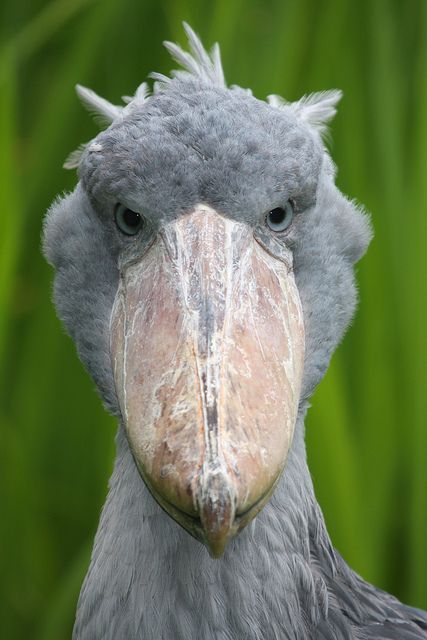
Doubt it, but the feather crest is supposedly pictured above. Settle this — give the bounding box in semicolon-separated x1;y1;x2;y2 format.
267;90;342;135
159;22;226;89
75;84;123;126
66;26;340;171
122;81;150;105
63;142;89;170
63;140;104;170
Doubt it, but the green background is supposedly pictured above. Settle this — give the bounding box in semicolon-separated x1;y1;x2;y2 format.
1;0;427;637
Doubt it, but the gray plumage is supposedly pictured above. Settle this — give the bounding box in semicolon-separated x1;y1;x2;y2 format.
43;23;427;640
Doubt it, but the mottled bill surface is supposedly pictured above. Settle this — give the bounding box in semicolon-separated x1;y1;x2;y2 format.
110;206;304;556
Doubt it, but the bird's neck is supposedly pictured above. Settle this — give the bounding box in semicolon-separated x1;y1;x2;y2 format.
73;417;343;640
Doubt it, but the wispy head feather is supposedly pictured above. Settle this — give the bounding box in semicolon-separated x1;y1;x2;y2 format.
75;84;123;126
64;83;150;169
65;25;340;170
63;142;89;170
157;22;226;89
122;81;150;105
267;90;342;137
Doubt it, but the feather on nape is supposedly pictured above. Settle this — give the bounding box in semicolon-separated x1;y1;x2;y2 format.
63;22;341;169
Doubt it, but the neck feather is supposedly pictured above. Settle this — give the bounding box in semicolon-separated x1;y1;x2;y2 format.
73;416;345;640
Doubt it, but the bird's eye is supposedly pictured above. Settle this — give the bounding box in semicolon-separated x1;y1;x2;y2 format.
115;204;144;236
266;201;294;233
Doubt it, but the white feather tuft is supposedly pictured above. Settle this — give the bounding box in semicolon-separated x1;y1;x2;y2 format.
210;42;225;87
161;22;226;88
63;140;103;171
122;82;150;111
134;81;150;101
63;142;89;170
75;84;123;125
66;27;341;173
149;72;172;94
267;89;342;136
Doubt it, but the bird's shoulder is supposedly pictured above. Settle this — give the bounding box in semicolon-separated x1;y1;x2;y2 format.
344;572;427;638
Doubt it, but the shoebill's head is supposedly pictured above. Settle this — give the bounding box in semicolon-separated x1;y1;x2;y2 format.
43;24;371;557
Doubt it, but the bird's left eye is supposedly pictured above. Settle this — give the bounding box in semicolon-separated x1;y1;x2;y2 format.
115;204;144;236
266;201;294;233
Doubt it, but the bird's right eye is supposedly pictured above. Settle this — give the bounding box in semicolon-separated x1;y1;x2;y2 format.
115;204;144;236
266;201;294;233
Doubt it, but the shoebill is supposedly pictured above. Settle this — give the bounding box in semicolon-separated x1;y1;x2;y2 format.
43;23;427;640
